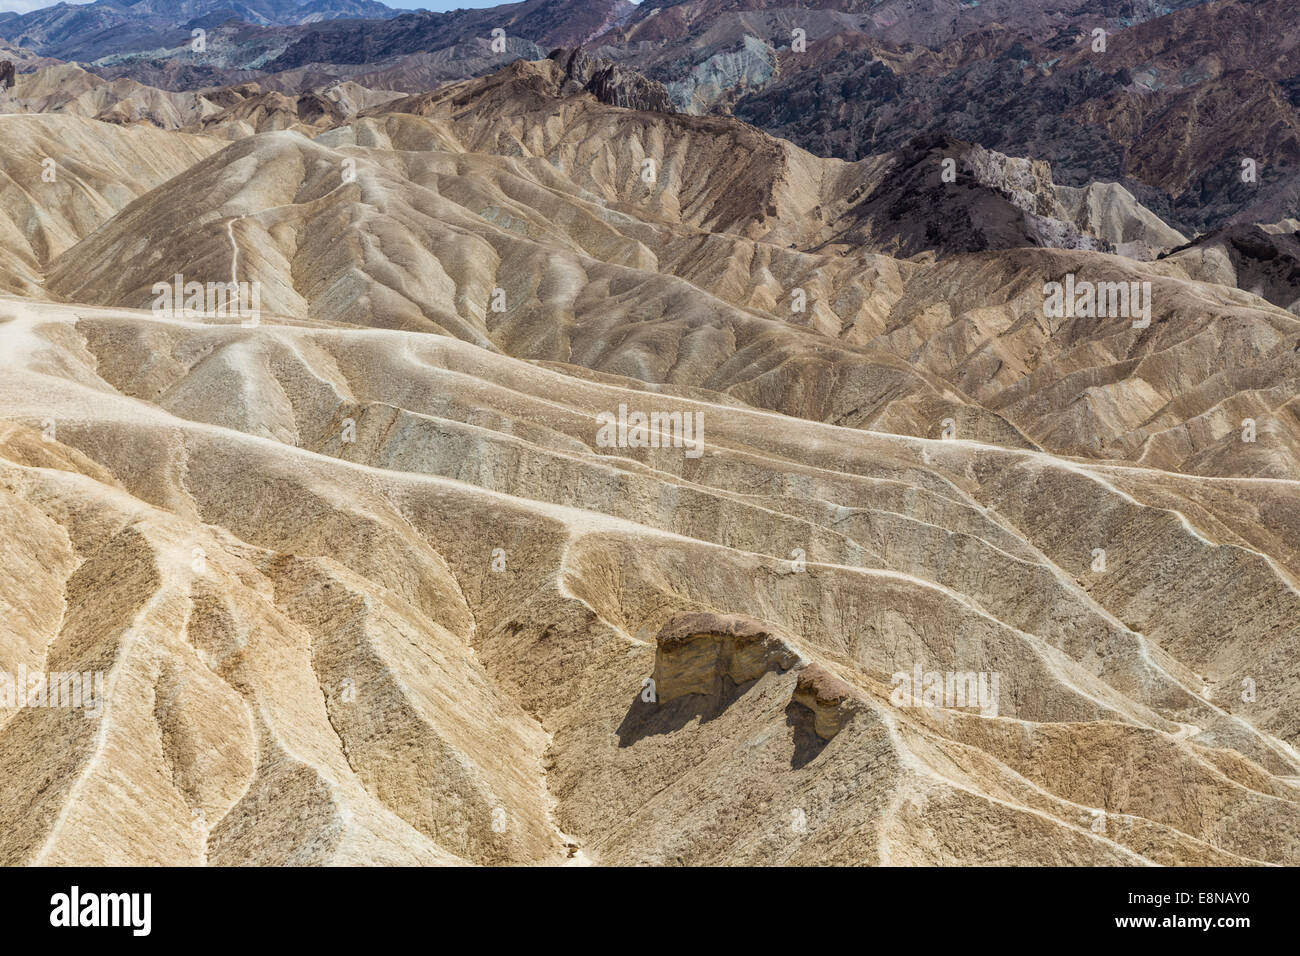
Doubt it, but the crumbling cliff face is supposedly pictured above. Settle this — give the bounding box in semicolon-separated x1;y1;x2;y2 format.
651;612;805;702
649;613;865;741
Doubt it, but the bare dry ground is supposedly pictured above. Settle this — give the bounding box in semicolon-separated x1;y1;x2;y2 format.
0;56;1297;866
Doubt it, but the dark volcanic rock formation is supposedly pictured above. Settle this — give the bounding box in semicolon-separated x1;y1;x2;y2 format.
549;47;675;113
1165;220;1300;314
729;0;1300;237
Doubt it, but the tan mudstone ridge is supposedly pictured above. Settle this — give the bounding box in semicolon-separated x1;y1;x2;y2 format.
0;53;1297;866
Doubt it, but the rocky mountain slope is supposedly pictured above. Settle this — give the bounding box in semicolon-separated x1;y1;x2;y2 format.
4;0;1292;241
1164;219;1300;316
0;0;401;61
719;0;1300;237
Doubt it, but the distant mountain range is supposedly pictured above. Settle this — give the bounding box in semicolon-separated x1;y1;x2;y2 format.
0;0;402;61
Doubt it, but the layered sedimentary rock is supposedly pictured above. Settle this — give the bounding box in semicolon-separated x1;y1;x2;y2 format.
651;613;804;702
0;49;1297;867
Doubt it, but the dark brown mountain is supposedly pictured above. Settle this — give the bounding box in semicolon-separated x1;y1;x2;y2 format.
0;0;400;62
264;0;636;71
1164;219;1300;314
548;47;676;114
730;0;1300;236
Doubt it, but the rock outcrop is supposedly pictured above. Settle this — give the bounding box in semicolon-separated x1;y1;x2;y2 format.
549;47;675;113
652;613;804;703
792;666;864;741
1164;220;1300;314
